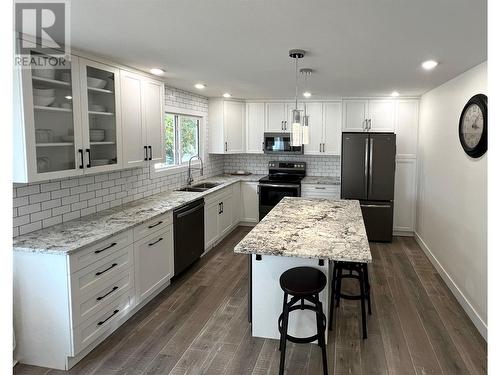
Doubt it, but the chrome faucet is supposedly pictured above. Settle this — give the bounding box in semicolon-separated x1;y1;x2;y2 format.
187;155;204;185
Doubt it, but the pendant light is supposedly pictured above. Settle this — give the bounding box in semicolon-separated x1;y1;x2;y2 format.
300;68;313;145
289;49;305;147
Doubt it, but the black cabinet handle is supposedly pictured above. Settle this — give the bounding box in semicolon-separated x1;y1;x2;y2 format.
144;146;148;161
96;286;119;301
94;242;117;254
148;221;163;229
148;146;152;160
225;142;228;152
218;202;222;214
78;149;84;169
97;309;119;326
95;263;118;276
148;237;163;246
221;202;224;213
86;148;91;168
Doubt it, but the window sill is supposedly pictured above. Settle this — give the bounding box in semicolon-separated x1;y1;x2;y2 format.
152;161;202;178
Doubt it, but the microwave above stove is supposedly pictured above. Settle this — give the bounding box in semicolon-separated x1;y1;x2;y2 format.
263;132;303;154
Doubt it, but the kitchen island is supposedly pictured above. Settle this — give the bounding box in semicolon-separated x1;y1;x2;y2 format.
234;197;371;341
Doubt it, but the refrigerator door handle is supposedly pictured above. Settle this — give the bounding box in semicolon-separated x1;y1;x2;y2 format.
364;137;369;194
369;138;374;195
360;204;392;208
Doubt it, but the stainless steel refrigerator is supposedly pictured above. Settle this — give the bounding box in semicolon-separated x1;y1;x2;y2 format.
341;132;396;242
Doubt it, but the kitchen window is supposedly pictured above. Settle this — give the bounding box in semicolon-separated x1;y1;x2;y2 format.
164;113;200;166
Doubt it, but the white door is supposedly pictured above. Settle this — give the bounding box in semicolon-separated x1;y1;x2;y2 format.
265;103;286;132
79;59;123;173
323;102;342;155
18;47;85;182
142;79;165;163
342;100;368;132
303;102;323;155
134;226;174;303
241;182;259;223
223;101;245;153
120;71;146;168
246;102;265;153
219;195;233;237
393;159;417;233
204;200;220;250
285;102;305;132
368;99;396;132
395;100;419;157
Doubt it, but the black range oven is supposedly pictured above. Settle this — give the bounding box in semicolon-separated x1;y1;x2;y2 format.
258;161;306;220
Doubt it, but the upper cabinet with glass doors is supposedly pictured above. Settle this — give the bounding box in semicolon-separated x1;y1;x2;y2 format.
13;37;124;182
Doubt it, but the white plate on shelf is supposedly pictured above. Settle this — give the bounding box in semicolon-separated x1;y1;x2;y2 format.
87;77;107;89
33;88;56;97
33;96;55;106
32;69;56;80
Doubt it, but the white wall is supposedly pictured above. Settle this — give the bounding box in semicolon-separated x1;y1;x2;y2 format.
416;62;487;338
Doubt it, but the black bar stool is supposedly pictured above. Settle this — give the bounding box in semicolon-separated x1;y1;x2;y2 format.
278;267;328;375
328;261;371;339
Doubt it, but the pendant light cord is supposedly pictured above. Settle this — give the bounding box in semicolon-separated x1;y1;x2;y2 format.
295;56;298;110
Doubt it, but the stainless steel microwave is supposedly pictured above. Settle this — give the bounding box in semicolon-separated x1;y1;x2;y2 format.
263;132;303;154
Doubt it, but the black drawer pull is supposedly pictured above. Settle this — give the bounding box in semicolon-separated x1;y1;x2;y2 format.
96;286;119;301
94;242;117;254
148;237;163;246
148;221;163;229
97;309;119;326
95;263;118;276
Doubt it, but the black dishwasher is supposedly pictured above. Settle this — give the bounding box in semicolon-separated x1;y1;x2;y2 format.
173;198;205;275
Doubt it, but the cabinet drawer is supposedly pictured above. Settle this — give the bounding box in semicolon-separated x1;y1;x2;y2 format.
69;230;133;273
204;186;232;206
301;185;340;199
71;245;134;298
72;268;134;327
134;212;173;240
73;291;134;354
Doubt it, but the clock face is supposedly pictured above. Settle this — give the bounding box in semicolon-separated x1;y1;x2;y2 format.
460;103;484;149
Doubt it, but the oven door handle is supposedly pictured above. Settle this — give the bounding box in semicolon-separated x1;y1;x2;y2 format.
259;184;300;189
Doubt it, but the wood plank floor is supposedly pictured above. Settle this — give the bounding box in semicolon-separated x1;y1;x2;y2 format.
14;227;486;375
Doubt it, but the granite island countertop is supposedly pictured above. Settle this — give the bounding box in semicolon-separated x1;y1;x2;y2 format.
13;174;265;255
234;197;371;263
301;176;340;185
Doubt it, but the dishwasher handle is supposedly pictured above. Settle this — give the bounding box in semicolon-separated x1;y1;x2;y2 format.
174;199;205;219
176;204;203;218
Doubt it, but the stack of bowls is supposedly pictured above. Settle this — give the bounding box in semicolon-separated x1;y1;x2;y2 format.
32;68;56;80
33;88;56;107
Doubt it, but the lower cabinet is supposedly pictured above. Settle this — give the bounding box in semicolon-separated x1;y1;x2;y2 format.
393;158;417;234
204;185;238;250
241;182;259;223
301;184;340;199
134;225;174;303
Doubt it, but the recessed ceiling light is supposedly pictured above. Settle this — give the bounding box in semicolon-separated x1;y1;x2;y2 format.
421;60;438;70
150;68;165;76
303;91;312;98
391;91;400;97
65;95;72;100
223;93;231;98
194;83;206;89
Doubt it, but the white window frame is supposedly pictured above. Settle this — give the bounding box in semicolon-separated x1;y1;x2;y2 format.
153;106;205;177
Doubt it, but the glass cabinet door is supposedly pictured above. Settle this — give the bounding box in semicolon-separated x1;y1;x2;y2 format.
80;59;121;172
27;49;84;178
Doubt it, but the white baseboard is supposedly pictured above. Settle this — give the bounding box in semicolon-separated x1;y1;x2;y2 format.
393;230;414;237
414;232;487;340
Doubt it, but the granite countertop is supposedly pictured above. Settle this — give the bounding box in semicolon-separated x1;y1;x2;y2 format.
234;197;371;263
301;176;340;185
13;174;265;255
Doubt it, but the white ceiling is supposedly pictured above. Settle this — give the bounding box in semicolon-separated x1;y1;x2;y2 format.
70;0;487;99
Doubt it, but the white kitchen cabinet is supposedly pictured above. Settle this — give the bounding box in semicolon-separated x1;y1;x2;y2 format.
265;102;286;132
232;182;242;223
342;99;395;132
134;225;174;303
209;99;245;153
120;70;165;167
245;102;265;153
323;102;342;155
241;182;259;223
13;42;124;182
303;102;323;155
301;184;340;199
393;159;417;233
395;99;419;157
204;186;235;250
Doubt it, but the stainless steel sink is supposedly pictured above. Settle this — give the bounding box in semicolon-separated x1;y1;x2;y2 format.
176;187;207;192
191;182;220;189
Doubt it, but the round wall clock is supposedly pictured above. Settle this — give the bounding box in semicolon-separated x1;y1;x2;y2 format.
458;94;487;158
